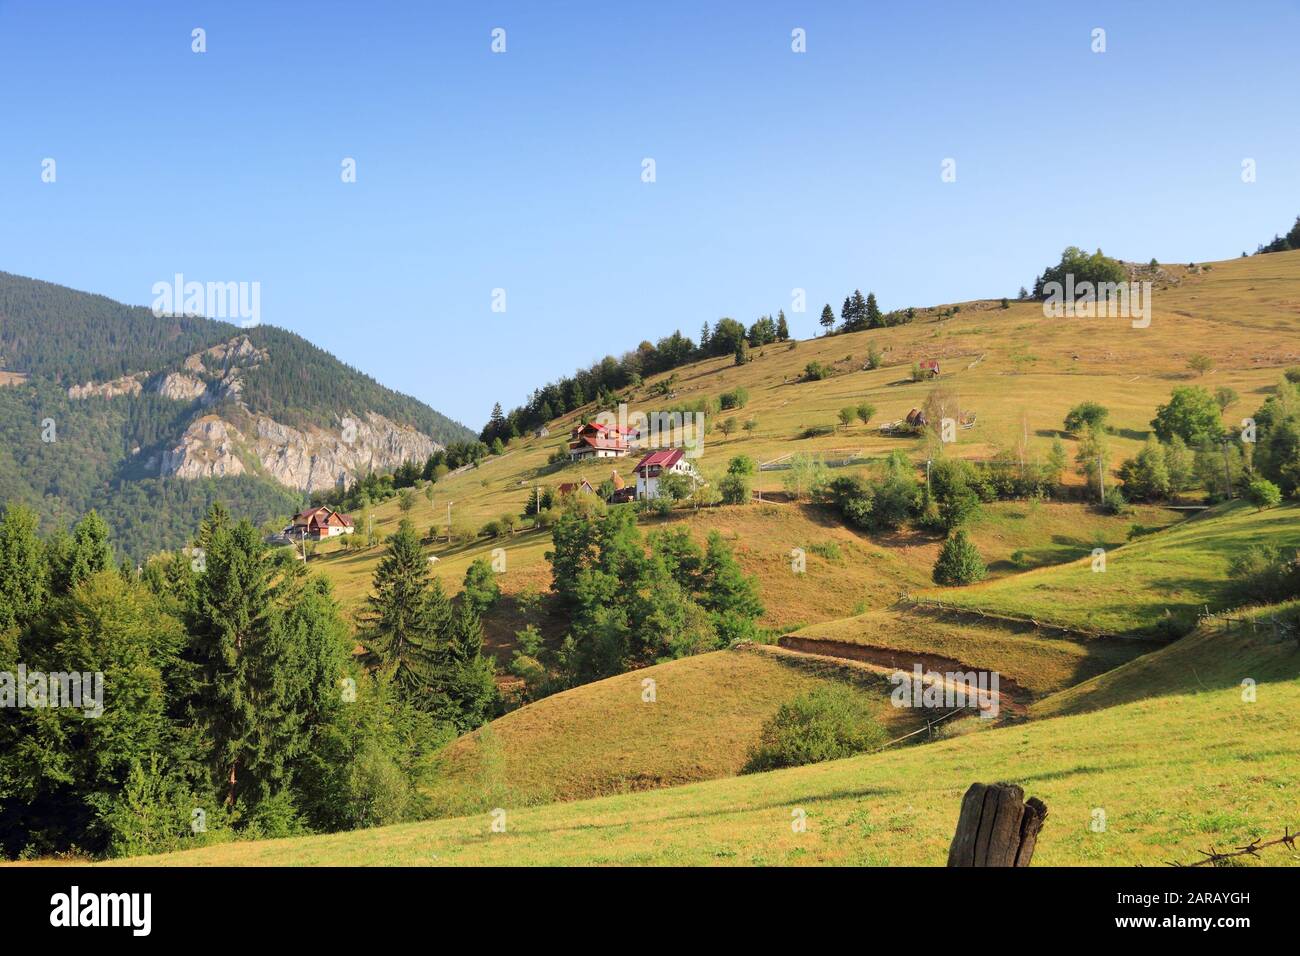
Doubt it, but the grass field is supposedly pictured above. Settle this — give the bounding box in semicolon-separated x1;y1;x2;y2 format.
422;645;925;816
110;665;1300;867
918;501;1300;636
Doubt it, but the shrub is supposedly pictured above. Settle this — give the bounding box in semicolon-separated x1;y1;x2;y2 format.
1101;487;1128;515
1228;545;1300;604
803;361;830;381
727;455;756;476
1248;477;1282;510
1063;401;1109;435
720;387;749;410
807;541;842;561
743;684;886;773
718;473;752;505
801;424;834;439
932;530;985;586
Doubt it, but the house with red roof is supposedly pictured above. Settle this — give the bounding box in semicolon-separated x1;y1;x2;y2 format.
568;421;633;461
286;506;355;540
633;448;701;500
556;478;597;497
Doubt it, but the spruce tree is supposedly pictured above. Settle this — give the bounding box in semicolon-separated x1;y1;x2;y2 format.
819;304;836;335
360;520;449;706
187;511;278;808
932;530;986;586
0;504;47;633
865;292;883;328
776;310;790;341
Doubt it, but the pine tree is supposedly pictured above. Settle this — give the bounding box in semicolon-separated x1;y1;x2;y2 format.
698;531;763;620
699;322;711;353
461;557;501;616
0;504;47;633
360;520;449;706
54;510;114;594
819;304;836;335
932;530;986;586
436;599;498;732
188;511;278;807
865;292;883;328
842;290;869;332
776;310;790;341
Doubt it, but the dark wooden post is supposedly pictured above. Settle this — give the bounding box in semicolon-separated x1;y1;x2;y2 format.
947;782;1048;867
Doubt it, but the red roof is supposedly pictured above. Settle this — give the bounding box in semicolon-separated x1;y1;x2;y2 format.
634;449;684;474
571;434;627;451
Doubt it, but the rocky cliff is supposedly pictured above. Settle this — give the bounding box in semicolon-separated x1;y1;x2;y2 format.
155;410;441;493
72;334;444;493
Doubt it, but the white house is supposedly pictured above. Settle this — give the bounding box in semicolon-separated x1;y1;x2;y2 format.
633;449;701;500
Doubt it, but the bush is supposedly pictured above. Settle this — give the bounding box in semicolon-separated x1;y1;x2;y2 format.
803;361;830;381
801;424;835;439
1248;477;1282;510
1063;401;1109;435
718;473;752;505
743;684;886;773
1228;545;1300;604
720;387;749;410
932;530;985;586
1101;487;1128;515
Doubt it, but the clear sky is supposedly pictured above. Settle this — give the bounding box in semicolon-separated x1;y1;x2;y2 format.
1;1;1297;429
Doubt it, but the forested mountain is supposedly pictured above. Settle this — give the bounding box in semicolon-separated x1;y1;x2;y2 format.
0;271;474;560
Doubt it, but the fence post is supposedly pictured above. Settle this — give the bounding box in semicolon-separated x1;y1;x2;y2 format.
947;783;1048;867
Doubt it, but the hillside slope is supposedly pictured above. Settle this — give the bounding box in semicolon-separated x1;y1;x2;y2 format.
111;672;1300;867
423;645;925;816
916;501;1300;636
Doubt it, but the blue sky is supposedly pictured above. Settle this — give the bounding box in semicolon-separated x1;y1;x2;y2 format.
1;1;1297;429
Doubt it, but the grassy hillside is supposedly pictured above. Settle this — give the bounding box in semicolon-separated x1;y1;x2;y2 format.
917;501;1300;636
788;608;1145;697
1035;601;1300;718
111;668;1300;867
423;645;924;816
307;250;1297;625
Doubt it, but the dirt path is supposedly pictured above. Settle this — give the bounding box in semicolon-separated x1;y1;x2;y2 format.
774;635;1032;716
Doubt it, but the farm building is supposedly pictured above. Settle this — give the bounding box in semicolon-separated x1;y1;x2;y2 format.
918;359;940;378
633;449;702;500
557;478;597;497
568;421;633;461
286;506;355;540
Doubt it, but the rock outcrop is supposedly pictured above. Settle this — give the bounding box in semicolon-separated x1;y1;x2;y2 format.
69;333;443;493
67;373;145;400
158;410;441;493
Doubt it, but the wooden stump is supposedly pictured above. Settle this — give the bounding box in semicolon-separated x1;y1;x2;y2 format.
947;782;1048;867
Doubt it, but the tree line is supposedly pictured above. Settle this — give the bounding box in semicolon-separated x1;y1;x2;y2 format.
0;503;498;859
